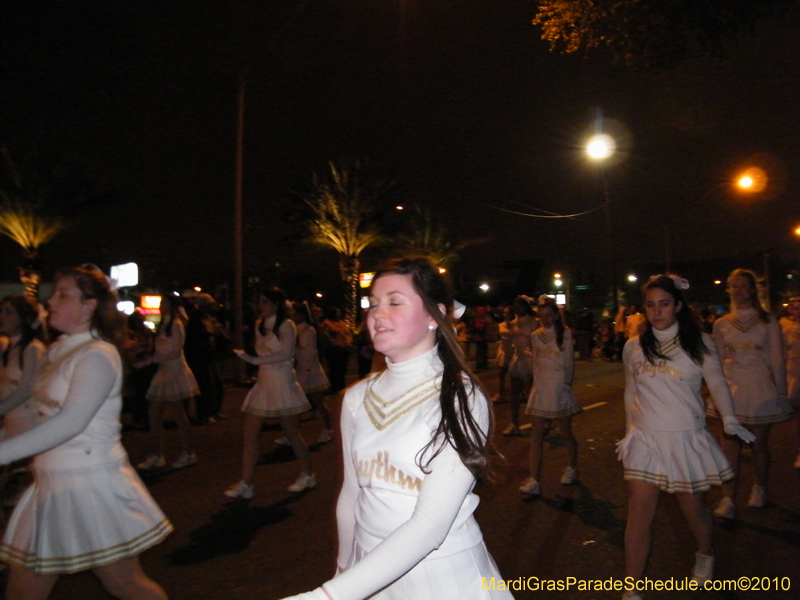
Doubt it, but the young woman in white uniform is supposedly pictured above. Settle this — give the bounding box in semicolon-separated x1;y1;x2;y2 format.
137;295;200;470
227;287;313;498
617;275;753;600
0;266;171;600
280;257;512;600
520;297;581;495
709;269;792;518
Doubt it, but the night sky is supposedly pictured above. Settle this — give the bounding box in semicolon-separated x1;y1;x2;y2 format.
2;1;800;302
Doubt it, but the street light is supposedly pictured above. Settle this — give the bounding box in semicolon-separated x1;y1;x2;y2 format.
737;167;768;193
586;132;619;314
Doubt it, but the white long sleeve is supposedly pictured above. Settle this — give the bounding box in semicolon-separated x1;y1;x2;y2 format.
335;394;358;572
0;341;45;416
323;453;477;600
699;334;737;421
0;349;117;465
767;317;788;396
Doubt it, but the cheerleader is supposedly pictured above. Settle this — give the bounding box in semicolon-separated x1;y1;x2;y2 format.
0;296;47;441
0;266;170;599
617;275;753;599
279;257;511;600
137;295;199;470
491;306;515;403
504;297;538;436
519;297;581;495
291;301;333;444
779;297;800;468
226;288;313;498
709;269;792;517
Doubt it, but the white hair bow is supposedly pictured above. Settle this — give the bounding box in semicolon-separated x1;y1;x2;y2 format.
650;274;690;290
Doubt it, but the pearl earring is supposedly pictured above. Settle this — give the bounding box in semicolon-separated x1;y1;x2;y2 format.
428;325;436;332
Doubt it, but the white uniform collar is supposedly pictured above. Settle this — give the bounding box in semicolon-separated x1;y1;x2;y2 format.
652;322;679;342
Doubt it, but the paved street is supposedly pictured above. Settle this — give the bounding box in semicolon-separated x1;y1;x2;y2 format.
3;359;798;599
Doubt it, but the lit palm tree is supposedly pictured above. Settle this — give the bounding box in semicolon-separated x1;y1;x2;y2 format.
0;201;64;297
0;144;118;297
300;159;397;329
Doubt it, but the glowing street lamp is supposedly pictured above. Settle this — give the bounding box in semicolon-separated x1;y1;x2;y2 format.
586;134;616;161
737;167;768;193
585;132;619;313
479;283;490;292
627;274;638;283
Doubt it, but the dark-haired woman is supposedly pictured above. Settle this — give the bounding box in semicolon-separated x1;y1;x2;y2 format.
281;257;511;600
0;266;170;599
0;296;47;441
617;275;753;599
520;297;581;495
227;288;313;498
137;295;199;470
710;269;792;518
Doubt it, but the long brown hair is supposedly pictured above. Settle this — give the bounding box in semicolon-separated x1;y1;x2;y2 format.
370;257;494;481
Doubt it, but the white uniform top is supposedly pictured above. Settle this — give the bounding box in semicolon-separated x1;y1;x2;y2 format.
507;315;537;378
320;346;501;600
623;324;736;432
0;336;46;439
779;316;800;402
710;308;792;425
525;327;580;418
0;331;126;469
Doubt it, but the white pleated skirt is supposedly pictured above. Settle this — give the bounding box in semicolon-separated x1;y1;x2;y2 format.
617;426;733;494
347;540;514;599
147;358;200;403
0;457;173;575
242;361;311;418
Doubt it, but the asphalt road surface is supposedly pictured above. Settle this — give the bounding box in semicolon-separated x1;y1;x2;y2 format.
2;359;798;599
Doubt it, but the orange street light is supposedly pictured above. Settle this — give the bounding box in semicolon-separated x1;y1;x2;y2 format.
736;167;768;193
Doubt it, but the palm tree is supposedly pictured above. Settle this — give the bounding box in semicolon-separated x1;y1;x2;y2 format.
0;143;118;298
0;201;64;297
300;159;397;329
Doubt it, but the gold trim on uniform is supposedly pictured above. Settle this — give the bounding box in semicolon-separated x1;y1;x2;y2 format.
364;374;441;431
731;314;761;333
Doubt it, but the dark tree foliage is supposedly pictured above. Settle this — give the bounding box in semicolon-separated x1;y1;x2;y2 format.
532;0;799;69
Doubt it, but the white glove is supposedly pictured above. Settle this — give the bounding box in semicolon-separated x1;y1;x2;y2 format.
723;417;755;443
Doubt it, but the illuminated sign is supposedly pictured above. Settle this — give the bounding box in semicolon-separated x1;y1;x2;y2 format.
110;262;139;288
359;272;375;288
141;295;162;309
137;307;161;315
